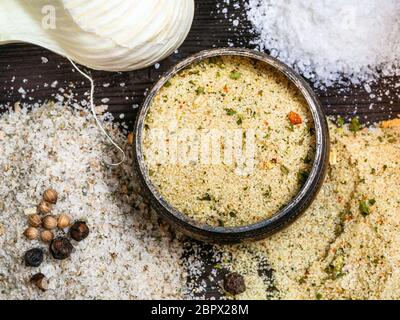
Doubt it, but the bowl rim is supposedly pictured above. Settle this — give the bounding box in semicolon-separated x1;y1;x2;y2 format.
133;48;330;243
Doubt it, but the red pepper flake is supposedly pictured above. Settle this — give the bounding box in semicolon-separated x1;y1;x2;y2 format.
263;120;269;127
288;112;302;125
223;85;229;93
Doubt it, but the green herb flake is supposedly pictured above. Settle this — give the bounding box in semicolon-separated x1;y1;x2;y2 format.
280;165;290;175
189;70;200;75
198;193;213;201
164;80;172;88
236;116;243;126
349;117;362;132
214;263;222;270
297;170;309;185
359;200;371;216
337;116;345;127
224;108;237;116
195;86;205;95
263;186;272;198
229;71;242;80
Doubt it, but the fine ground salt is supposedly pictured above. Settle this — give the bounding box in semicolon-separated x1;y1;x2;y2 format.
245;0;400;88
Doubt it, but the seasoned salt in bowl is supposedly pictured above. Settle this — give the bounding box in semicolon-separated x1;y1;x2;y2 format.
133;48;329;243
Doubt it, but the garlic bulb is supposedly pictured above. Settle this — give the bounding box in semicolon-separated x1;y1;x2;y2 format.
0;0;194;71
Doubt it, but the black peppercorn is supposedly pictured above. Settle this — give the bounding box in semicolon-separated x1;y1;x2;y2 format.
24;248;44;267
223;272;246;295
70;221;89;242
50;237;73;260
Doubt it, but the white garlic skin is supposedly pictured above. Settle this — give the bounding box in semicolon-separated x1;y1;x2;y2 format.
0;0;194;71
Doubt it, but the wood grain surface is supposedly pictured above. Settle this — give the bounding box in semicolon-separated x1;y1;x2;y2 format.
0;0;399;299
1;0;399;125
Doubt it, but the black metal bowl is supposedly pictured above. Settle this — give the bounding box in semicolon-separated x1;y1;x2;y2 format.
133;48;330;244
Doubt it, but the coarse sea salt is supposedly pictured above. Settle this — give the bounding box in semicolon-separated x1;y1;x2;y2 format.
0;102;186;299
245;0;400;88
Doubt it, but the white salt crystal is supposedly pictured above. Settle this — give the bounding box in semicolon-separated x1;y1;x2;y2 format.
95;105;108;114
55;94;64;102
24;207;37;216
246;0;400;88
364;83;372;93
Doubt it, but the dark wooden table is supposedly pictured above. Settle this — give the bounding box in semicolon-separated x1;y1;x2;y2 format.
1;0;399;299
1;0;399;125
